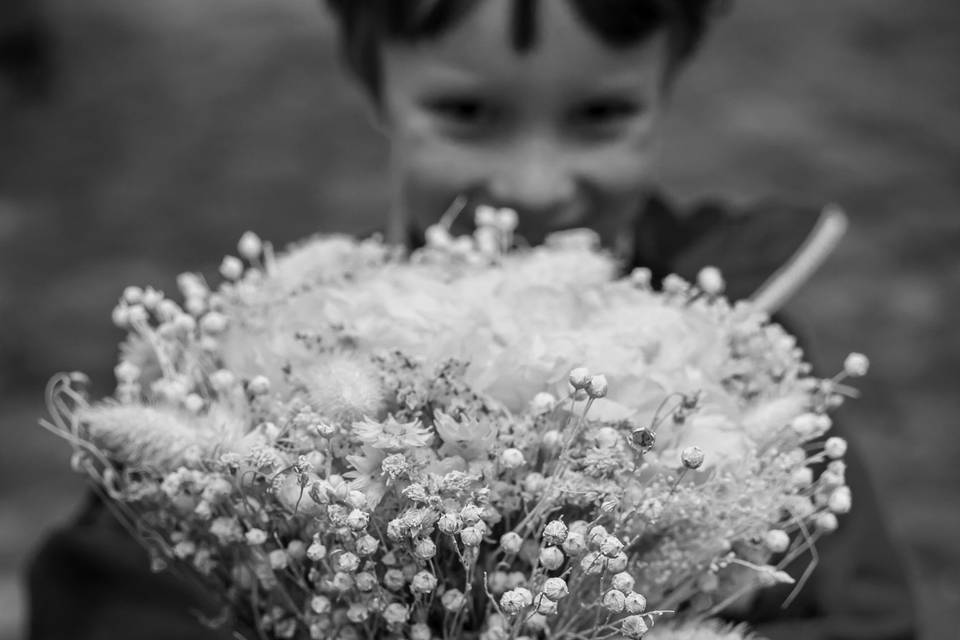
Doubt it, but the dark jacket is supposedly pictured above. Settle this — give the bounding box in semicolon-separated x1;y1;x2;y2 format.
27;195;917;640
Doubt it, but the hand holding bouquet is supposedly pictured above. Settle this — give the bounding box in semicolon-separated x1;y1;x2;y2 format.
43;215;865;639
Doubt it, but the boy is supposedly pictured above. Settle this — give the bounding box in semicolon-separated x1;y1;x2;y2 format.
28;2;916;639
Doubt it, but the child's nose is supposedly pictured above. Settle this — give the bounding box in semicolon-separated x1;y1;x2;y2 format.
487;142;577;213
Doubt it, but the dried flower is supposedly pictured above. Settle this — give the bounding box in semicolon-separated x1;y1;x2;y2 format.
843;353;870;377
539;546;565;571
602;589;627;613
624;592;647;614
500;448;526;469
543;520;568;545
542;577;569;600
681;446;705;470
824;437;848;459
764;529;790;553
828;486;852;514
620;615;650;639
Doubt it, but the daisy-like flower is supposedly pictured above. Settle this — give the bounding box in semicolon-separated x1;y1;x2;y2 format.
351;416;433;451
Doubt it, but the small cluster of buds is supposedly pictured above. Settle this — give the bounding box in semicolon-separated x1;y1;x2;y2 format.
568;367;608;399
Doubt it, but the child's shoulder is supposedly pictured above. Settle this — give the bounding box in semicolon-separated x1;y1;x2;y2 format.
635;192;843;303
27;492;235;639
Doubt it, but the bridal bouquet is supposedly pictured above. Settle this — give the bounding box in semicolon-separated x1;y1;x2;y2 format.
44;210;863;640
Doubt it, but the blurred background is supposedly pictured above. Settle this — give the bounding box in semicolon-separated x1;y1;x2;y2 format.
1;0;957;638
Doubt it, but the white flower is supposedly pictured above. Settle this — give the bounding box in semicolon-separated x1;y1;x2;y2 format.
500;532;523;554
382;603;409;625
442;588;466;612
824;437;848;459
844;353;870;377
624;592;647;614
244;528;267;546
543;520;568;545
500;448;526;469
697;266;725;295
539;546;565;570
828;486;853;514
237;231;263;260
410;570;438;595
542;577;569;600
220;255;244;280
602;589;626;613
764;529;790;553
500;590;527;615
620;615;649;639
611;572;635;593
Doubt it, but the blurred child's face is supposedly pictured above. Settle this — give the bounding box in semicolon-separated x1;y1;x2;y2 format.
378;0;670;246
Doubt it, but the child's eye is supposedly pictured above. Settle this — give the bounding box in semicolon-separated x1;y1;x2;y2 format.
423;97;497;127
571;99;644;126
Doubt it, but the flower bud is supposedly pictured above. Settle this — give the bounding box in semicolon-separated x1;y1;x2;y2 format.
539;546;565;570
114;361;141;384
347;602;370;623
244;528;267;545
580;551;605;575
409;624;431;640
611;572;635;593
310;595;331;614
599;535;625;558
355;534;379;556
247;375;271;396
568;367;591;390
764;529;791;553
237;231;263;260
345;509;369;531
587;525;608;547
541;521;569;548
541;430;562;450
495;207;518;231
383;602;409;626
792;466;814;488
460;504;483;524
586;374;608;398
607;552;628;573
621;615;649;639
460;526;484;546
442;588;466;612
815;512;839;533
624;592;647;614
562;531;586;556
697;266;725;296
681;446;705;470
409;570;438;595
530;392;556;414
337;552;360;572
828;486;852;514
414;538;437;560
843;353;869;377
630;267;652;288
268;549;288;570
383;568;405;591
307;542;327;561
500;448;526;469
219;255;244;280
602;589;626;613
824;437;847;459
535;597;558;615
438;512;463;535
541;577;569;600
355;571;377;592
500;590;527;615
500;532;523;554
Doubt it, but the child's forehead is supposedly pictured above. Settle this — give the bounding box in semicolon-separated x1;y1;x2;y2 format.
382;1;667;94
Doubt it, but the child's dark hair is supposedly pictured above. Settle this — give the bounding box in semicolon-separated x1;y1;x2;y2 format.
325;0;727;102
